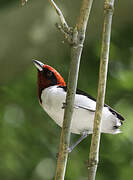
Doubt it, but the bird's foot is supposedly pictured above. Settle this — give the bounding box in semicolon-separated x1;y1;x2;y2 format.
67;131;89;153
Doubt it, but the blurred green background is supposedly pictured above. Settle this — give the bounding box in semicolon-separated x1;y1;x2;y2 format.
0;0;133;179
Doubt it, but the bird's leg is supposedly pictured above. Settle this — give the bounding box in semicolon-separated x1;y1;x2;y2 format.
67;131;88;153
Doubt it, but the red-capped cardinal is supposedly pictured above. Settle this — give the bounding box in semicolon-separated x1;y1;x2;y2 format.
33;60;124;152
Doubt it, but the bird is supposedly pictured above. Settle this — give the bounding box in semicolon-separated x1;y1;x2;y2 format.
33;59;125;152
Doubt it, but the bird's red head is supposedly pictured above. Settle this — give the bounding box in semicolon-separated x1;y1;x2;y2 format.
33;60;66;103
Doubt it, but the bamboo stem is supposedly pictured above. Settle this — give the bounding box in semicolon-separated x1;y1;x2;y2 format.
88;0;115;180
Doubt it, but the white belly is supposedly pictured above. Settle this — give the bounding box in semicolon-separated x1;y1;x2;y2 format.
41;86;121;134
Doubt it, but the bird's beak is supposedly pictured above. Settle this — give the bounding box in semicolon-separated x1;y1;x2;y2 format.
33;60;44;71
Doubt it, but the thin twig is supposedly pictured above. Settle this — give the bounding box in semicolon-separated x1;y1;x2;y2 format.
54;0;94;179
48;0;72;44
88;0;115;179
48;0;69;31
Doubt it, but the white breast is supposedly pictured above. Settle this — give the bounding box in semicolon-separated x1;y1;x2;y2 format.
41;85;121;134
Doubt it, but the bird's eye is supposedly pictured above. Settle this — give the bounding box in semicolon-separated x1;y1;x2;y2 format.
47;71;53;77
